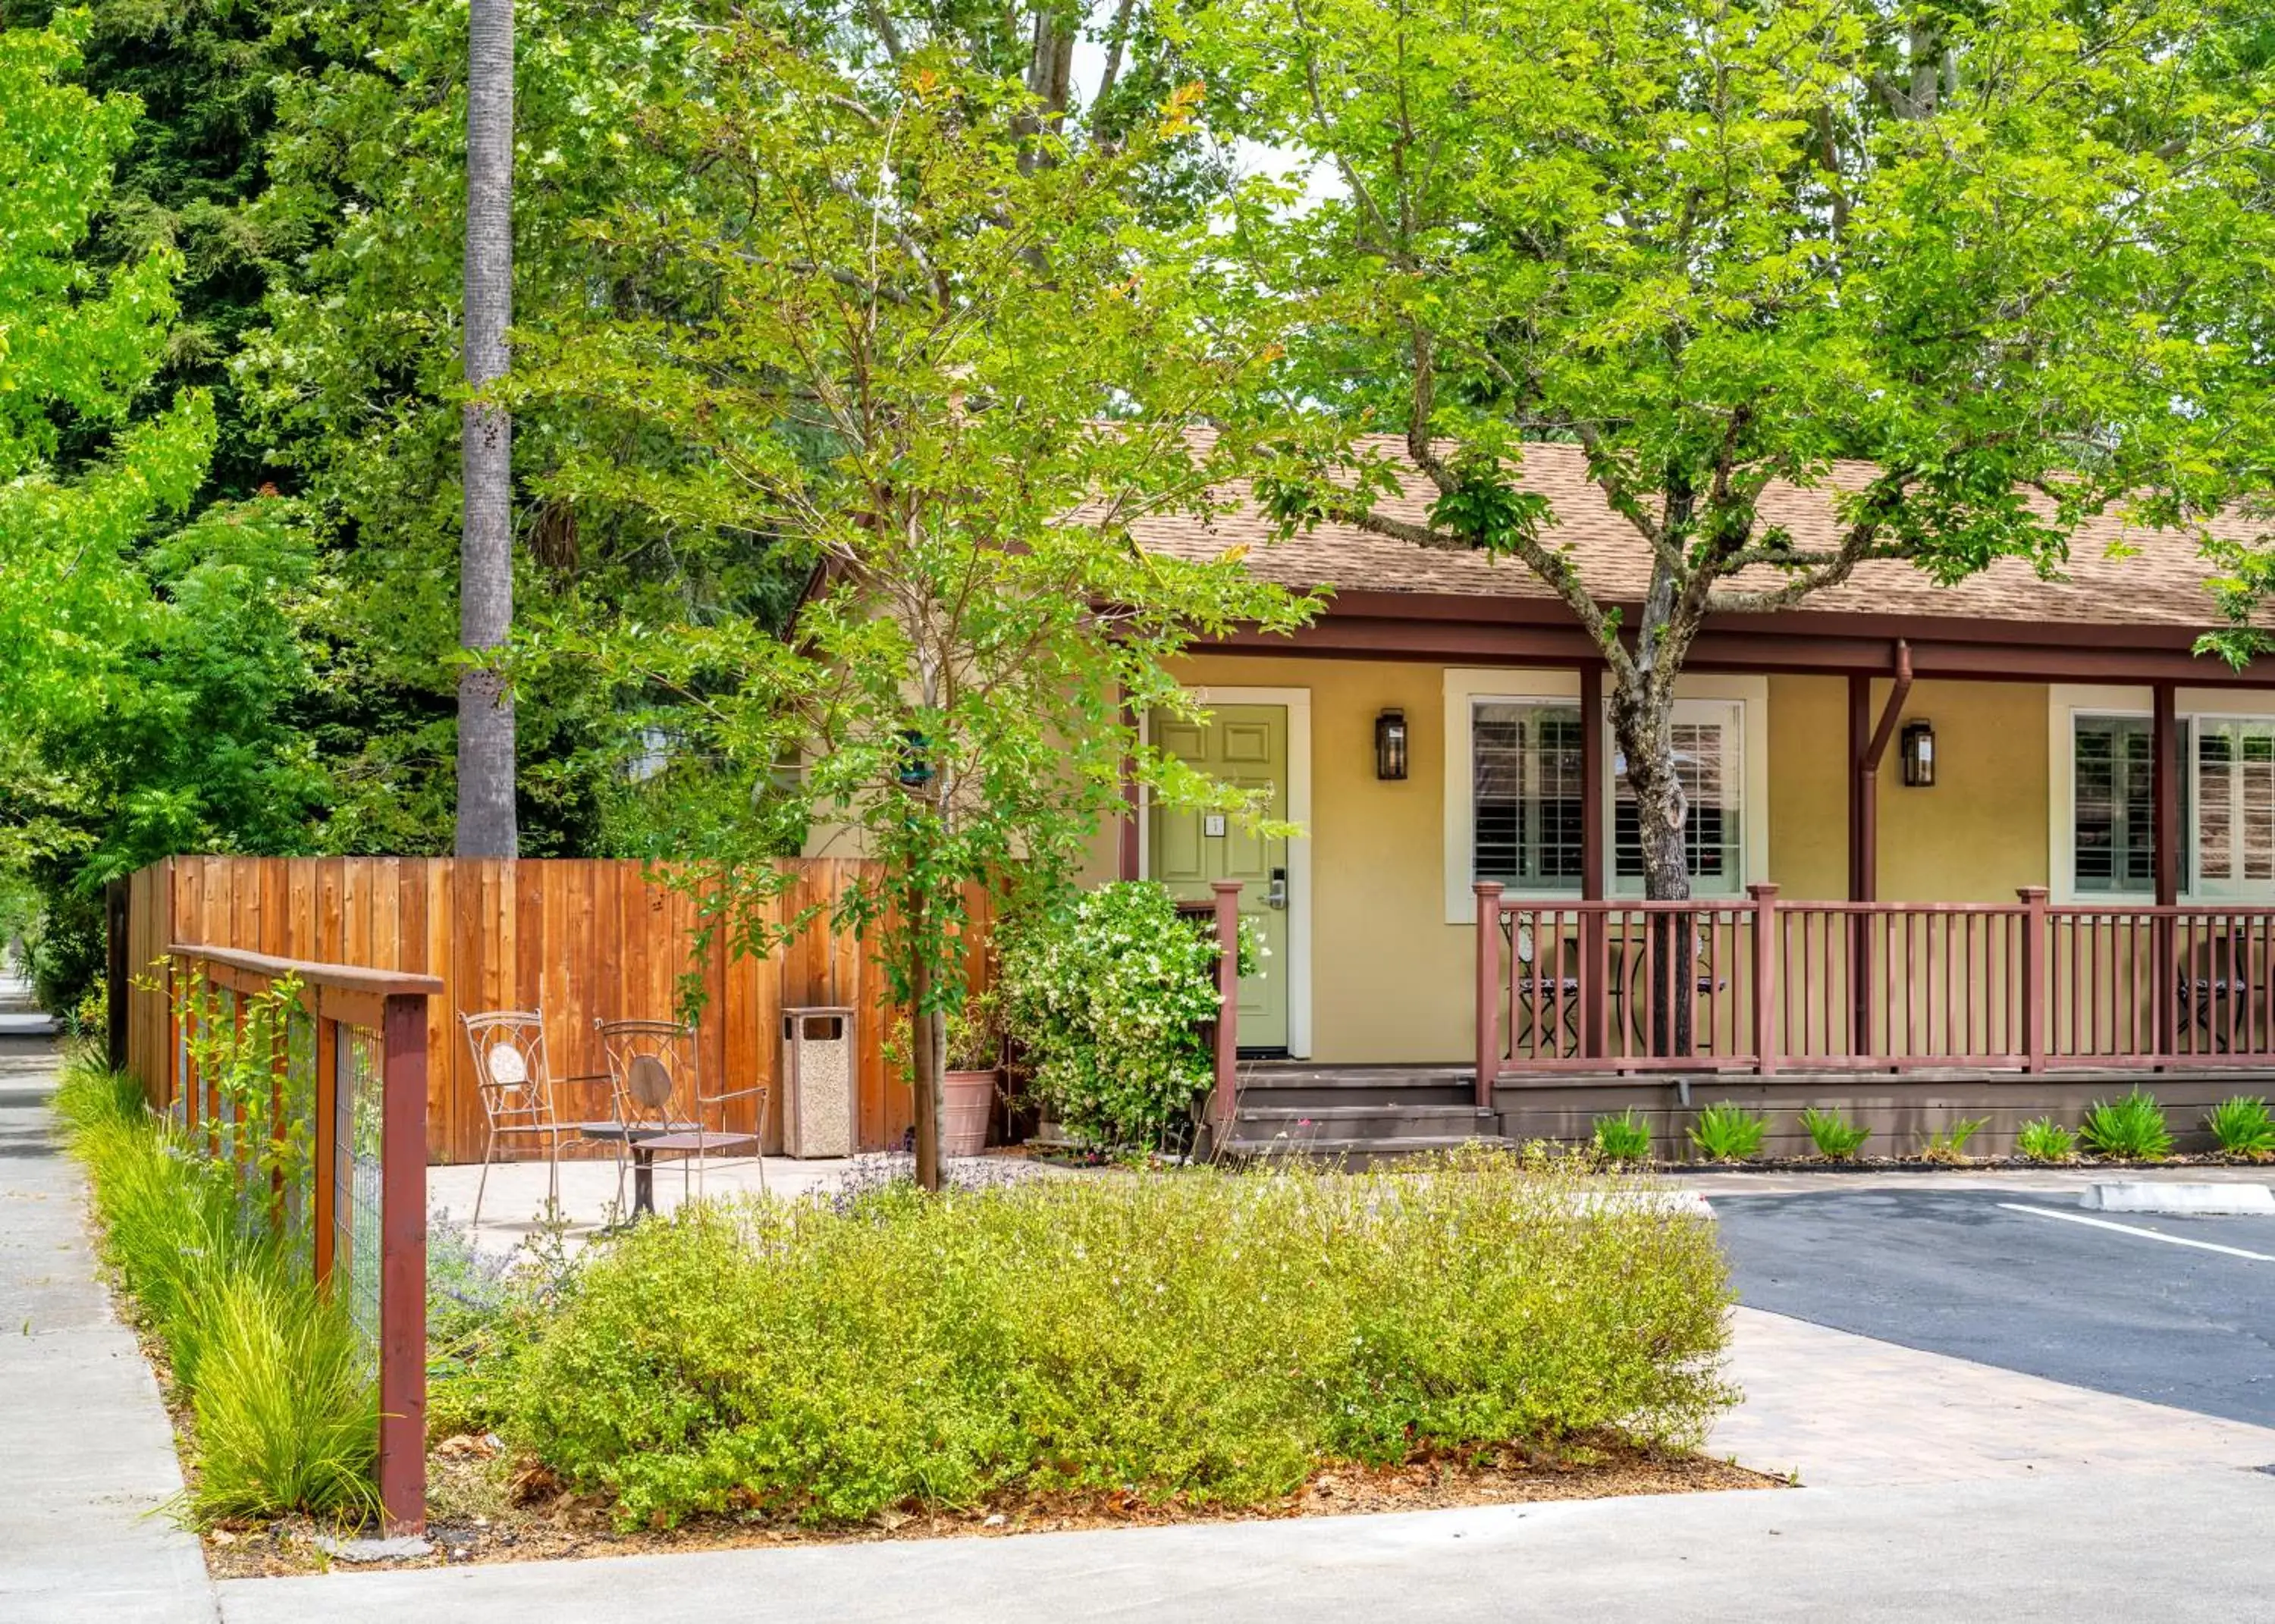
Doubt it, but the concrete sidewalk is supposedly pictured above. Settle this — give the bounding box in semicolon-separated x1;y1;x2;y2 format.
0;1011;213;1624
215;1464;2275;1623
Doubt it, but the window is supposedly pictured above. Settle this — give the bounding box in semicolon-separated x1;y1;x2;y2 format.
1472;700;1583;892
2069;712;2199;896
2194;718;2275;896
1613;701;1745;895
2072;715;2157;893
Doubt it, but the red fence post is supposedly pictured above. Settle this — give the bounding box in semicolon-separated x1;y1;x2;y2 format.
378;991;428;1535
1748;884;1780;1076
1209;882;1241;1139
2018;887;2048;1074
1473;883;1503;1107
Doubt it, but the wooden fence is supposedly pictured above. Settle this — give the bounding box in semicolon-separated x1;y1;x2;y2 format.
119;857;992;1165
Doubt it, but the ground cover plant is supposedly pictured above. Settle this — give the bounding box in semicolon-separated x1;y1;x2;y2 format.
476;1149;1732;1530
54;1053;377;1523
2205;1096;2275;1159
1590;1108;1654;1163
2015;1118;2079;1164
2081;1090;2175;1161
1797;1108;1871;1161
1687;1103;1768;1162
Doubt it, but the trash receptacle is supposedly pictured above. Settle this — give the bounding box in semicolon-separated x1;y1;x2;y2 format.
781;1006;857;1158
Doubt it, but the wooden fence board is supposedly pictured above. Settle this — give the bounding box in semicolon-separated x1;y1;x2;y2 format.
120;857;984;1164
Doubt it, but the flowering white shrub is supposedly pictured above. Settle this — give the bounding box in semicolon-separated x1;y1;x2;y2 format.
998;882;1260;1148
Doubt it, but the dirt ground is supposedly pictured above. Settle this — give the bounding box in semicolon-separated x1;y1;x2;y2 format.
204;1433;1785;1579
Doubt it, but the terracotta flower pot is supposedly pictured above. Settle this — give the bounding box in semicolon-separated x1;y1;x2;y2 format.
942;1069;998;1157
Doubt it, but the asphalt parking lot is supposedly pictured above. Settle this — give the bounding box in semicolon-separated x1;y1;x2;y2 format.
1711;1187;2275;1428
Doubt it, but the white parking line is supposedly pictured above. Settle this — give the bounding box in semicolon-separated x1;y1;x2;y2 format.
1997;1202;2275;1262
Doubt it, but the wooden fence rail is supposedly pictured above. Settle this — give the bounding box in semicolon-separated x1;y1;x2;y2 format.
1475;883;2275;1095
165;944;435;1533
120;857;991;1165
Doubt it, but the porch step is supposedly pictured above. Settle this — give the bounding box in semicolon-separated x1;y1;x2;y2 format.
1236;1065;1476;1108
1219;1133;1511;1168
1233;1103;1499;1140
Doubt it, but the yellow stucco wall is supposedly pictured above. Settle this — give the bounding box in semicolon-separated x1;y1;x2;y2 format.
1078;656;2058;1063
1872;679;2051;901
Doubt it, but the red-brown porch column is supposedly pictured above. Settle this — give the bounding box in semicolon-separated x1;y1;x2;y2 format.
1579;664;1606;1060
2152;681;2178;1057
1210;881;1241;1133
1847;675;1874;1054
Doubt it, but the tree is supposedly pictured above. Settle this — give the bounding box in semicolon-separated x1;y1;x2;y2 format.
0;13;218;1008
0;14;215;807
522;29;1312;1187
458;0;519;856
1197;0;2273;898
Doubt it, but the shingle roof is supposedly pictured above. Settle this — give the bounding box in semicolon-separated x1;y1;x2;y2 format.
1131;435;2255;631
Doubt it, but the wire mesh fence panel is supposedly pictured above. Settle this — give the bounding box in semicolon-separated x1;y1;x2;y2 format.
334;1022;385;1368
281;1006;318;1271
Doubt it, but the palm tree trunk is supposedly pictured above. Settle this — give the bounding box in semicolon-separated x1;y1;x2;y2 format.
457;0;518;857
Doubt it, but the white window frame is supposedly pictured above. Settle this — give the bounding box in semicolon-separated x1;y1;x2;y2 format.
2048;685;2275;904
1442;669;1770;923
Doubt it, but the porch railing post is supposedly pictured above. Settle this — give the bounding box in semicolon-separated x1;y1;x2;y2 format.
1473;883;1503;1107
378;990;428;1535
1208;882;1241;1137
2018;886;2048;1073
1748;884;1780;1076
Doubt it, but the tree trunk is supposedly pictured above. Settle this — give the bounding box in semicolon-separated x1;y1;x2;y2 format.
457;0;518;857
1608;679;1696;1055
908;911;944;1194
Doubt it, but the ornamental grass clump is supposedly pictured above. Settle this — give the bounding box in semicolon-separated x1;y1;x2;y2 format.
2205;1096;2275;1159
1797;1107;1870;1161
2080;1089;2174;1161
1687;1102;1768;1162
503;1148;1733;1529
55;1055;378;1524
1590;1108;1654;1163
2015;1118;2079;1164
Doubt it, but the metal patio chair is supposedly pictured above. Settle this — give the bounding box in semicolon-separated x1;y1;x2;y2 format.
594;1017;765;1215
460;1008;569;1227
1508;918;1584;1059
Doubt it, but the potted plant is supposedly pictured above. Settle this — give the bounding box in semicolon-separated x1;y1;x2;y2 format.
940;991;1003;1158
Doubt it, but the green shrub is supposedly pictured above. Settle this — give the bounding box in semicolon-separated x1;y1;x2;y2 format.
2204;1096;2275;1159
997;882;1259;1148
504;1149;1734;1528
1589;1108;1654;1162
1797;1106;1870;1160
1687;1102;1768;1162
2014;1118;2079;1163
55;1058;378;1524
2080;1089;2174;1161
1917;1118;1988;1164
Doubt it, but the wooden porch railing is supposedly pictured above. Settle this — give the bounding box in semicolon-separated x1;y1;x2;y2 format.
1473;883;2275;1099
166;943;439;1534
1174;882;1244;1139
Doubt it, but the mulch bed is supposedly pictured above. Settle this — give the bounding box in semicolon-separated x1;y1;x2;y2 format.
202;1434;1786;1579
1655;1152;2273;1174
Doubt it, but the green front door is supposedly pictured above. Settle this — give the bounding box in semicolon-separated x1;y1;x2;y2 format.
1150;704;1290;1052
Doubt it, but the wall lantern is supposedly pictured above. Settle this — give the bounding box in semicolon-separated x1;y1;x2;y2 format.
1375;708;1409;781
1900;718;1936;787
